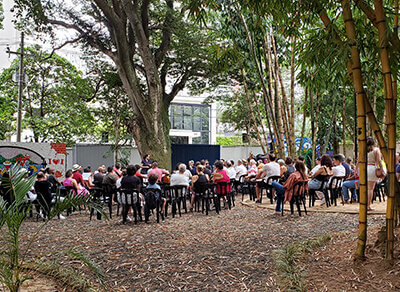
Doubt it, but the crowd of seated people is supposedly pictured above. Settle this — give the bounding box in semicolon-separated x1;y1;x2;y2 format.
2;137;389;223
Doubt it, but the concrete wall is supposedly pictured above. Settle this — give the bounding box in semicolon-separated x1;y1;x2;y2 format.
220;145;264;162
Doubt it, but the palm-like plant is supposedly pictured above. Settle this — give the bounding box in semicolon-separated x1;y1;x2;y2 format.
0;165;105;292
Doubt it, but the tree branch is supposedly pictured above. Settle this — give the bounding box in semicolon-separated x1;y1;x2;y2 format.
155;0;174;68
165;70;189;102
352;0;400;51
141;0;151;38
48;19;116;60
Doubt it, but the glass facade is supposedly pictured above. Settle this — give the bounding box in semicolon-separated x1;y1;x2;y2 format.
169;103;210;144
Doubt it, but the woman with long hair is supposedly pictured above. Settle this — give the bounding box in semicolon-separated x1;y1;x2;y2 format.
271;161;308;214
365;136;384;211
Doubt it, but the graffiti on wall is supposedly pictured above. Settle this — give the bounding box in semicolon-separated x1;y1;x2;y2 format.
0;142;67;179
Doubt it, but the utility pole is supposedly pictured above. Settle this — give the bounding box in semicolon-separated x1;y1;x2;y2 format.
17;32;24;142
7;32;25;142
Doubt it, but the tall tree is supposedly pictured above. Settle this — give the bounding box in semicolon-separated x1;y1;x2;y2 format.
19;0;215;167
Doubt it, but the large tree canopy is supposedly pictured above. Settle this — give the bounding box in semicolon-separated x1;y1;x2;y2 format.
17;0;217;167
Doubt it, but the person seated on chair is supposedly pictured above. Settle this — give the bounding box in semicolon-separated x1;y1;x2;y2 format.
245;159;258;180
82;167;94;189
93;166;105;188
146;173;166;212
309;157;321;176
283;157;295;183
342;168;359;204
277;159;287;178
226;160;237;180
62;170;89;196
308;154;333;206
148;161;170;183
45;168;60;194
116;167;128;189
271;161;308;214
72;164;84;188
170;164;190;187
332;154;346;178
255;153;280;203
212;160;231;202
235;159;248;181
34;171;53;219
189;165;210;211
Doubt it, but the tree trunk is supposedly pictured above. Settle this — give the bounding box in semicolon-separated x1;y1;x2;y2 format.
251;89;270;153
342;89;347;156
265;33;285;158
374;0;397;260
289;36;297;158
341;0;369;259
241;68;267;153
271;31;291;157
114;114;120;163
299;86;308;156
236;9;283;156
312;90;318;163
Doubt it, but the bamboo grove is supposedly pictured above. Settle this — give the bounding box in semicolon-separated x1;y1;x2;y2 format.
188;0;400;260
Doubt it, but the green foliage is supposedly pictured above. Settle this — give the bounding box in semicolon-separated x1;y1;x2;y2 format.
273;234;332;292
0;164;105;292
0;45;96;145
216;136;243;145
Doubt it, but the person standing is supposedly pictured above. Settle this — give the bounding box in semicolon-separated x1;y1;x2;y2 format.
140;154;152;175
365;137;384;211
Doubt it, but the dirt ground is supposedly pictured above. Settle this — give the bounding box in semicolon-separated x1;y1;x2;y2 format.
13;200;386;291
303;227;400;291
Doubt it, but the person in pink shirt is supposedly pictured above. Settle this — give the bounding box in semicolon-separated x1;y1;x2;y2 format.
212;160;232;194
148;161;170;182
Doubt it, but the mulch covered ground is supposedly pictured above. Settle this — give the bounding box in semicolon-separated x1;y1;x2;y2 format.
19;202;385;291
303;226;400;291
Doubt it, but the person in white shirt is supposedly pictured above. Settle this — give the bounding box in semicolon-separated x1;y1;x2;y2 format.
170;164;190;186
332;154;346;177
226;161;236;179
310;157;321;176
255;154;280;203
235;160;248;181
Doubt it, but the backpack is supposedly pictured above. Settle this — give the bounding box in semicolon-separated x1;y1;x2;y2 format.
145;190;158;210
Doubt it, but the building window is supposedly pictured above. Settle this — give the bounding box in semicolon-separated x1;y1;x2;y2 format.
169;103;210;144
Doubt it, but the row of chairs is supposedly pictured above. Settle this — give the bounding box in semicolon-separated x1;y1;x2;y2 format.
88;181;237;224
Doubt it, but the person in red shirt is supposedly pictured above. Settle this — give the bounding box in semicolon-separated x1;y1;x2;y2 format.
72;164;84;187
148;161;169;182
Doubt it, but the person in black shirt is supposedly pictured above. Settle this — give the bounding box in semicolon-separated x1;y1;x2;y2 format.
34;172;52;218
46;168;60;194
121;165;141;190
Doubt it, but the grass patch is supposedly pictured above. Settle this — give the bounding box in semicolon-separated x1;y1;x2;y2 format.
273;234;332;291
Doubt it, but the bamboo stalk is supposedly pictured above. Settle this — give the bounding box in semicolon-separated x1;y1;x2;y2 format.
290;36;297;158
263;33;285;156
299;86;308;155
271;31;291;157
341;0;369;258
374;0;397;260
241;67;267;153
235;9;282;156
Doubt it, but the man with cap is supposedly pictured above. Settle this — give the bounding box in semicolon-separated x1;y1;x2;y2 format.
72;164;84;187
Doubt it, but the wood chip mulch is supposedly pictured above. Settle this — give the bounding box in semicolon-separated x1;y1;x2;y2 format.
303;225;400;291
18;201;385;291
